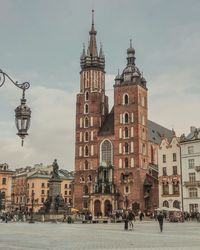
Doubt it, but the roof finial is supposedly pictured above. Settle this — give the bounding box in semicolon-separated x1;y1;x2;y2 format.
118;68;120;75
130;39;132;48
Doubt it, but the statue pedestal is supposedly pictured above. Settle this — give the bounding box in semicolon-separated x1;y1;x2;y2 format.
48;178;63;214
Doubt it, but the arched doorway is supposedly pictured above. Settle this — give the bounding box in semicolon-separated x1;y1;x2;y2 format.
173;200;180;209
94;200;101;217
163;200;169;208
104;200;112;217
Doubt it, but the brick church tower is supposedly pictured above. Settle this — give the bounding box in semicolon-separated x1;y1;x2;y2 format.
113;41;149;211
74;11;110;211
74;12;158;215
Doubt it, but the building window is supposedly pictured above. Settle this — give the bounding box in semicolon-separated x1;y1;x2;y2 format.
41;190;45;195
125;143;129;154
65;191;68;195
162;155;166;163
173;166;177;175
69;184;71;189
2;178;6;185
124;127;128;138
189;204;198;213
84;117;89;128
83;185;89;195
32;183;34;188
173;200;180;209
188;146;194;154
189;173;196;183
101;140;113;166
125;186;129;193
41;183;45;188
125;158;128;168
124;113;129;124
41;198;45;203
88;175;92;182
65;184;68;189
84;132;89;142
84;104;89;114
172;182;179;195
85;91;89;101
162;183;169;195
163;200;169;208
188;159;195;168
85;160;88;170
163;167;167;176
84;145;89;156
65;198;67;203
123;94;129;105
80;176;84;182
189;188;198;198
83;200;88;209
173;153;177;162
1;191;5;199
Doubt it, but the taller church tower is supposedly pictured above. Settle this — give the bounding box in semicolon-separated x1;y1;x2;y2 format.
74;11;109;210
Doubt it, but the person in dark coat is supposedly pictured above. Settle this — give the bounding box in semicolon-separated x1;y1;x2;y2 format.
157;211;164;232
124;211;129;231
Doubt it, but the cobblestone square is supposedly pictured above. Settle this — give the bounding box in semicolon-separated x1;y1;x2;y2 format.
0;221;200;250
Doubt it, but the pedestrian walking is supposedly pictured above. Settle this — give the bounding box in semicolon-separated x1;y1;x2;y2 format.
139;211;144;221
157;211;164;232
124;211;129;231
127;210;135;230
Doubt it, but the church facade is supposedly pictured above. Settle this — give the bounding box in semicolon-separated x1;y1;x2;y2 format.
74;13;173;216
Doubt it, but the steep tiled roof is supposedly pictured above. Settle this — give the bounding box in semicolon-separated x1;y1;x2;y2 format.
98;108;114;136
148;120;174;144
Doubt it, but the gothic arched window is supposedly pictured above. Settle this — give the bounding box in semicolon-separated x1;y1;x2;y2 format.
84;104;89;114
100;140;113;166
85;160;88;170
124;94;129;105
85;132;89;142
84;117;89;128
85;145;89;156
85;91;89;101
124;113;129;124
125;143;129;154
125;158;128;168
125;127;129;138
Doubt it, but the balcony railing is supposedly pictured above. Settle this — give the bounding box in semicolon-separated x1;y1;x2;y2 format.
184;181;200;187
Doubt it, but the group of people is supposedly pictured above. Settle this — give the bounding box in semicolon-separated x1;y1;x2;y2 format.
0;211;29;223
123;209;164;232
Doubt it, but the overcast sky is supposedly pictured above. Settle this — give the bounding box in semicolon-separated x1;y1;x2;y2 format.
0;0;200;170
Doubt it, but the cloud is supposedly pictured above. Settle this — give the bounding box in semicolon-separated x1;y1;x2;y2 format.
0;84;76;170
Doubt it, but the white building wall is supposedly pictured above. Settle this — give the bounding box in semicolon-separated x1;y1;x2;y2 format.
158;137;182;210
181;136;200;213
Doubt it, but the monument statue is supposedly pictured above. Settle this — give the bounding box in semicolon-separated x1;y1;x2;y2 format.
51;159;60;179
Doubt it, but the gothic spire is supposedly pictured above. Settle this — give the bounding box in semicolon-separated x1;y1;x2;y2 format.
80;10;105;70
88;10;98;57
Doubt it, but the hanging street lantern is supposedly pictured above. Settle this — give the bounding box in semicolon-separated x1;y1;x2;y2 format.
0;69;31;146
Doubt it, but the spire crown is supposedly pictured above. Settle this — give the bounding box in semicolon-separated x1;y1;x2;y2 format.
80;10;105;70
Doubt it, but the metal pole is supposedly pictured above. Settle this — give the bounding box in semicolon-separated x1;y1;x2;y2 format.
29;192;35;223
